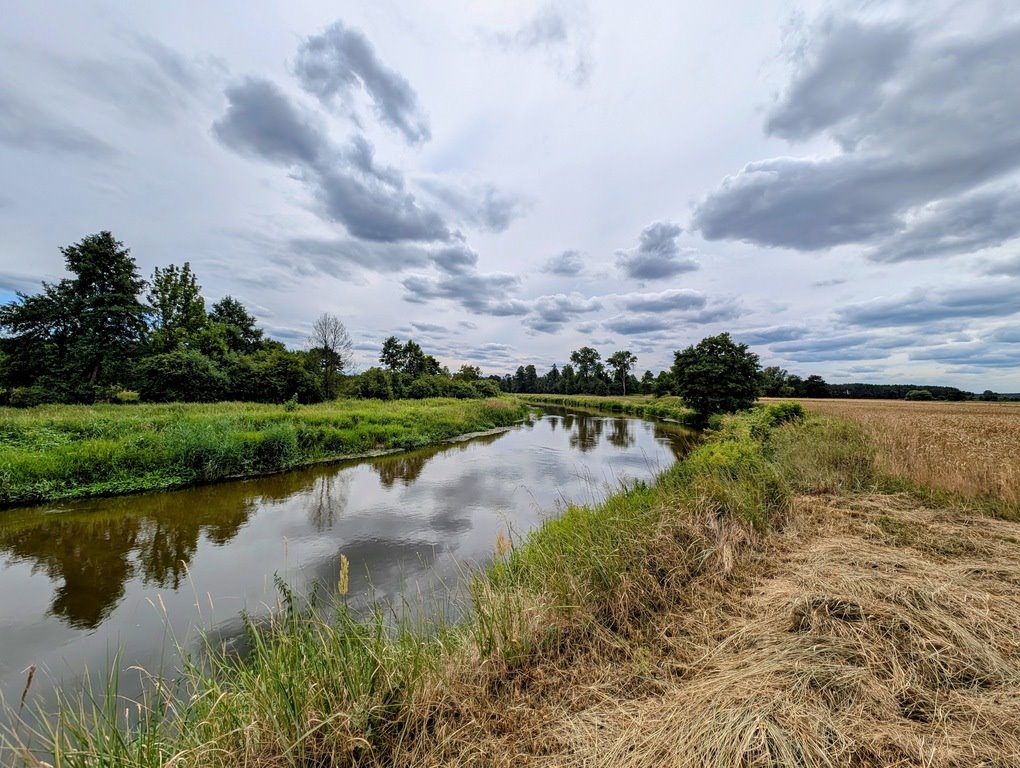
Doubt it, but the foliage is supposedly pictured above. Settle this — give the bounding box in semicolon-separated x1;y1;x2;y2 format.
672;332;761;421
0;232;149;400
137;350;228;402
905;389;934;400
606;350;638;395
356;367;394;400
309;313;353;399
147;262;207;353
208;296;265;354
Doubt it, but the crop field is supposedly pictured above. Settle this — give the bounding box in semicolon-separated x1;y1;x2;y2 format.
777;398;1020;509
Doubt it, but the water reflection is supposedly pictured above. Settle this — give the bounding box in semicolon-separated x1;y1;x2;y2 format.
0;409;697;720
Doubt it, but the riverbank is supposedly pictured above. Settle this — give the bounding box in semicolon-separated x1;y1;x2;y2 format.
7;401;1020;767
0;398;529;508
520;393;696;424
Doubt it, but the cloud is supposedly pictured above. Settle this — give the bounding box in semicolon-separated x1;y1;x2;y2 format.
294;20;430;144
735;325;809;345
603;299;741;335
213;77;449;242
603;314;672;335
812;277;847;287
693;13;1020;254
401;272;527;316
0;85;114;156
523;292;602;333
908;342;1019;368
838;281;1020;327
494;4;592;85
982;255;1020;276
617;288;706;313
616;221;700;280
990;325;1020;343
0;270;48;294
541;249;585;277
868;186;1020;262
418;177;528;233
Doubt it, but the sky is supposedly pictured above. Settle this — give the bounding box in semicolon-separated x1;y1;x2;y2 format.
2;0;1019;390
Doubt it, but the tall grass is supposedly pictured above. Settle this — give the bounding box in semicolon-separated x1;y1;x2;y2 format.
0;398;528;507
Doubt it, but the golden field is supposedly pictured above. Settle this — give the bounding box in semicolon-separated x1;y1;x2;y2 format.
775;398;1020;508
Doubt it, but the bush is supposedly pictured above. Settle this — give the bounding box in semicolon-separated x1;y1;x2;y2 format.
357;367;393;400
7;386;60;408
905;389;934;401
138;350;228;402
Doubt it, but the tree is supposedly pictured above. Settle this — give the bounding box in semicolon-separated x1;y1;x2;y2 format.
401;340;428;377
607;350;638;395
569;346;601;393
147;262;207;353
905;389;934;401
0;231;148;399
802;374;829;398
209;296;264;354
380;336;406;372
454;364;482;381
137;349;227;402
759;366;789;397
309;313;353;399
671;333;761;422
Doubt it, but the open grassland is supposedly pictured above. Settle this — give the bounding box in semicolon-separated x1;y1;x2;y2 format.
0;398;528;507
7;403;1020;767
779;398;1020;513
519;393;695;424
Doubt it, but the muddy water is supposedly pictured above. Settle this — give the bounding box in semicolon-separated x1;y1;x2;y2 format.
0;409;695;717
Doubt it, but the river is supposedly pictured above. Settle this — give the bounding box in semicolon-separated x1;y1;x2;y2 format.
0;408;696;722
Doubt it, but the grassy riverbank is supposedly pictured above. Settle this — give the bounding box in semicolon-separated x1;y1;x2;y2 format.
0;398;528;507
7;400;1020;767
520;393;696;424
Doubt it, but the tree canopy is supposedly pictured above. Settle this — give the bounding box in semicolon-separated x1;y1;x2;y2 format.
671;332;761;421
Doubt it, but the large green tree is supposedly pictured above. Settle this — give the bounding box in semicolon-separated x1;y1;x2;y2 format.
671;333;761;421
147;262;207;353
208;296;264;354
0;232;148;398
607;350;638;395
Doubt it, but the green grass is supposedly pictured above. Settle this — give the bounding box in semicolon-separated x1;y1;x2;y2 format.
2;404;884;767
519;393;695;424
0;398;529;507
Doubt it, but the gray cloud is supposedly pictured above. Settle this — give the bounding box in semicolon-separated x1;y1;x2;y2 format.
694;15;1020;254
541;249;585;277
616;221;700;280
735;325;809;345
294;20;430;144
0;85;114;156
523;292;602;333
982;255;1020;277
908;342;1020;368
603;314;672;335
868;185;1020;262
617;288;706;313
418;178;528;233
838;281;1020;327
990;325;1020;343
402;272;527;316
0;270;48;294
765;18;914;144
812;277;847;287
213;77;449;242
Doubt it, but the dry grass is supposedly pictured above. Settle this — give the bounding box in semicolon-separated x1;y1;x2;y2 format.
773;398;1020;509
397;493;1020;767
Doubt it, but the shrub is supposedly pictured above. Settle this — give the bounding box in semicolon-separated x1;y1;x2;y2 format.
7;386;60;408
357;367;393;400
138;350;228;402
905;389;934;401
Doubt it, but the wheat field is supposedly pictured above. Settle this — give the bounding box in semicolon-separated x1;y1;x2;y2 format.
775;398;1020;507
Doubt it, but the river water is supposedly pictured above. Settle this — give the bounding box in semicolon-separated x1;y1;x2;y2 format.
0;408;696;720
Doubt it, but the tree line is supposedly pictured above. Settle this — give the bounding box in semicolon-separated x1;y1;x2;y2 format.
0;232;497;406
2;232;1008;408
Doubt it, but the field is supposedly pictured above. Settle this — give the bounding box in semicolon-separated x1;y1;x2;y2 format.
7;400;1020;767
519;393;695;423
0;398;528;507
778;398;1020;510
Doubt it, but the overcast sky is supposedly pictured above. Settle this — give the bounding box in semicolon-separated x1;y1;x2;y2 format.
2;0;1019;389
